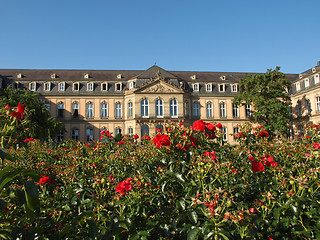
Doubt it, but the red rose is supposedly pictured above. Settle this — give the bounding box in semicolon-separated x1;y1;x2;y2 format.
39;176;54;185
11;102;26;120
153;134;171;148
142;136;151;140
314;142;320;149
193;120;206;132
216;123;222;129
251;161;265;172
258;131;269;137
133;134;139;139
116;178;133;195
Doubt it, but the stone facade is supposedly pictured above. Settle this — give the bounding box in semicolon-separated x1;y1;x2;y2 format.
1;63;320;143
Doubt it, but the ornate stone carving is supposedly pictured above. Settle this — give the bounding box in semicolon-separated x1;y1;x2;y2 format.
143;83;175;93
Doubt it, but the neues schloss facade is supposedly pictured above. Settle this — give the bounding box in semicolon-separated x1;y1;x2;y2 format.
0;63;319;144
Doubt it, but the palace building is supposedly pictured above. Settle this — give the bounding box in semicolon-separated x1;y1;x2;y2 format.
0;63;319;144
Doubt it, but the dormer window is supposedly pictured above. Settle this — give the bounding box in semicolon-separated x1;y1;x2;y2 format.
117;74;122;79
299;74;303;79
58;82;65;91
87;82;94;91
13;82;19;90
128;81;135;89
305;78;310;88
116;83;122;91
315;74;319;84
206;84;212;92
231;84;238;92
193;83;199;91
84;73;89;79
29;82;36;91
51;73;56;79
44;82;51;91
312;68;316;73
17;73;22;79
220;75;226;80
219;83;225;92
73;82;80;91
296;82;301;91
190;75;196;80
101;82;108;91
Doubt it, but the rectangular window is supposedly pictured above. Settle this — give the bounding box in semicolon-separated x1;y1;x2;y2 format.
44;103;51;113
86;128;94;142
44;82;51;91
231;84;238;92
221;127;227;141
316;97;320;112
128;128;133;136
193;102;200;117
219;102;226;118
57;130;64;143
233;127;239;140
29;82;36;91
101;83;108;91
306;99;311;115
315;74;320;84
59;82;65;91
296;82;301;91
86;103;94;118
57;103;64;119
72;103;79;119
219;84;225;92
101;103;108;118
206;84;212;92
155;99;164;118
206;103;213;118
115;103;122;118
193;84;199;92
73;83;79;91
305;79;310;88
87;83;93;91
128;102;133;118
115;128;121;135
185;102;189;117
297;101;302;116
245;104;251;118
232;104;239;118
116;83;122;91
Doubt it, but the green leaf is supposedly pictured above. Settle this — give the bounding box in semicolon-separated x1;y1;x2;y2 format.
187;227;201;240
0;148;6;161
188;210;198;224
0;167;23;191
23;180;39;213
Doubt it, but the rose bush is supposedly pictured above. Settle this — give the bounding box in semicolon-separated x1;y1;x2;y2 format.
1;118;320;239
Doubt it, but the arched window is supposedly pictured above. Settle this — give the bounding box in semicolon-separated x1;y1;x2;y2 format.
86;102;94;118
141;99;149;117
128;102;133;118
155;124;163;133
245;104;251;118
155;99;163;117
170;99;178;117
141;125;149;137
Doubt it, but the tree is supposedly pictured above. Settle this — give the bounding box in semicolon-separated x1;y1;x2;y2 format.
0;87;64;142
233;67;292;137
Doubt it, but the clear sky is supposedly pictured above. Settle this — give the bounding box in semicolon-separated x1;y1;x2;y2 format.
0;0;319;74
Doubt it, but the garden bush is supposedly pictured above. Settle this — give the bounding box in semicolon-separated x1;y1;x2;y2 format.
1;105;320;239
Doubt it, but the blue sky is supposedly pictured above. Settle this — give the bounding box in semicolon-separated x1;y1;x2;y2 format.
0;0;319;74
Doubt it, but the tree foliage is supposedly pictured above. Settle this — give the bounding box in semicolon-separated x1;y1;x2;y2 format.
233;67;292;136
0;87;64;141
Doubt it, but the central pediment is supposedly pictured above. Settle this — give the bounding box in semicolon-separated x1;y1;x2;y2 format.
134;79;184;94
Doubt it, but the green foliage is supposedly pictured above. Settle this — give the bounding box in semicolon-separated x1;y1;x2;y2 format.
233;67;292;137
1;122;320;239
0;87;63;142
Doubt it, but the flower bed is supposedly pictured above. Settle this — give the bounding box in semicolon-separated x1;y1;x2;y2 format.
1;121;320;239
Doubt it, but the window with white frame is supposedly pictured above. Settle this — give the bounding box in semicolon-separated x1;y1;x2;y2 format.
245;104;252;118
128;102;133;118
29;82;36;91
87;82;94;91
73;82;80;91
115;128;121;135
315;74;320;84
193;83;199;92
231;84;238;92
86;128;94;142
233;127;239;140
44;82;51;91
233;104;239;118
128;127;133;136
219;84;225;92
72;102;79;119
206;84;212;92
141;99;149;117
59;82;65;91
170;99;178;117
116;83;122;91
71;128;79;140
305;79;310;88
155;99;164;117
206;102;213;118
316;97;320;112
193;102;200;118
185;101;189;117
115;102;122;118
57;102;64;118
221;127;227;141
296;82;301;91
86;102;94;118
101;82;108;91
219;102;226;118
57;130;64;143
129;81;135;89
44;103;51;113
100;102;108;118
